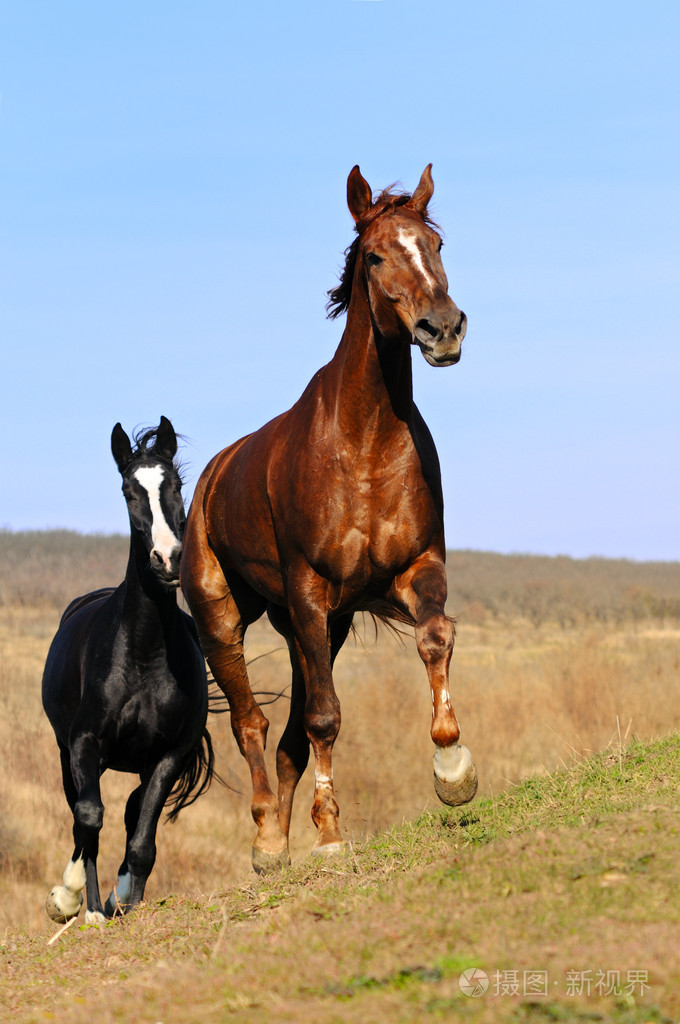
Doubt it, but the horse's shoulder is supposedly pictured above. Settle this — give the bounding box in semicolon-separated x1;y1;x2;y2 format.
59;587;118;628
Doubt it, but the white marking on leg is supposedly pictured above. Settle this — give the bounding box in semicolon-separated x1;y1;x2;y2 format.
63;856;86;892
397;228;437;290
133;465;179;563
315;769;333;788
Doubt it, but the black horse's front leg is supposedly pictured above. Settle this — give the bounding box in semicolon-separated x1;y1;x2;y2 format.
104;784;142;917
46;735;107;926
120;755;185;911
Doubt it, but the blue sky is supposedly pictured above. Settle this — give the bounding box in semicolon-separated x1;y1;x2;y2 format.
1;1;678;559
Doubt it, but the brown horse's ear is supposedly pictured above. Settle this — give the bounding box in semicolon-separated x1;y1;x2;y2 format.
111;423;133;474
409;164;434;214
347;165;373;224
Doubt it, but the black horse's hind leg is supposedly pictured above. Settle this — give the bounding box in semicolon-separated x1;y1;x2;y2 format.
104;785;142;917
119;755;185;911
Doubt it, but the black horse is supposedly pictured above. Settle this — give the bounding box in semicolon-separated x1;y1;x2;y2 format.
42;416;214;925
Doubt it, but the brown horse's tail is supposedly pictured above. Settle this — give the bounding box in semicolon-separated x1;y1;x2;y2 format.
164;727;216;823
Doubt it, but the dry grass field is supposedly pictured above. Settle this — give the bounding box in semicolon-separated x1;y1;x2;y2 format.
1;530;680;945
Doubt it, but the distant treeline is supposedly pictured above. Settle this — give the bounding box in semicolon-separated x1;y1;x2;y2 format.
446;550;680;627
1;530;680;627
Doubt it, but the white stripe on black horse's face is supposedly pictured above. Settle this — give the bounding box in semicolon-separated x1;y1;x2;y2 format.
122;459;185;586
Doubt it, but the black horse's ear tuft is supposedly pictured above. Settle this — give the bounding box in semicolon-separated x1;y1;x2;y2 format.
154;415;178;463
111;422;133;474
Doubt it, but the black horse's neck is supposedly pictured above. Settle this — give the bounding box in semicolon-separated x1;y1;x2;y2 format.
122;534;178;640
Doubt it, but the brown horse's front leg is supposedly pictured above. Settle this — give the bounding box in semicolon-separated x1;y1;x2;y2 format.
393;554;478;806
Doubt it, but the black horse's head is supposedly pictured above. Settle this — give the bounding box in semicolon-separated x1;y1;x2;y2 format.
111;416;185;588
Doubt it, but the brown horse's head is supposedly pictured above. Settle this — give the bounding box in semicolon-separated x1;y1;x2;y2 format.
341;164;467;366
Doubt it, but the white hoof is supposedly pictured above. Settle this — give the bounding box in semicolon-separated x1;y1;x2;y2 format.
45;886;83;923
433;744;478;806
84;910;107;927
311;841;347;859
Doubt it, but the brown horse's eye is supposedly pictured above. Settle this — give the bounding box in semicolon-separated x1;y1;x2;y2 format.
366;252;383;267
437;240;444;252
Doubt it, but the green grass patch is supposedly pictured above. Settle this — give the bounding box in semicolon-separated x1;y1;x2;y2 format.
3;733;680;1024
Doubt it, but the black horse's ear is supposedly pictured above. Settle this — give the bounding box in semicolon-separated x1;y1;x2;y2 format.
111;423;133;473
347;165;373;225
154;415;178;463
409;164;434;215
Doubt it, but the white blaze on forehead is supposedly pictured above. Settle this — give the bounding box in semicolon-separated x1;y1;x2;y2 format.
396;227;437;290
133;465;179;557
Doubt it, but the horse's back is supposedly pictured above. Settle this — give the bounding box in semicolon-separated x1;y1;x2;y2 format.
184;425;285;604
42;588;119;740
59;587;117;628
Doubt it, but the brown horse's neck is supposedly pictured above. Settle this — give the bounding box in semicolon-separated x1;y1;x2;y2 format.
329;271;415;431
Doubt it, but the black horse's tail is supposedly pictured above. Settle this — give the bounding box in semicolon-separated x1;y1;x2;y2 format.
164;727;217;823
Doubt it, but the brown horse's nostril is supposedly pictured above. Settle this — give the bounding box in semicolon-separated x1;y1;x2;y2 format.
455;312;467;338
414;319;440;344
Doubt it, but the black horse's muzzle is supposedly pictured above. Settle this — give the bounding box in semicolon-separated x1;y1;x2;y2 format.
149;546;182;588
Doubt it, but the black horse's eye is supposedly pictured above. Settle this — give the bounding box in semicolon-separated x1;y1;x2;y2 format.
366;252;383;267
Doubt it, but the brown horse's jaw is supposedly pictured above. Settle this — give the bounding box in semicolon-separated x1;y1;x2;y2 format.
415;339;463;367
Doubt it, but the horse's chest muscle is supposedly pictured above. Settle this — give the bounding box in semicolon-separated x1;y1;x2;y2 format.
93;644;189;760
309;449;435;584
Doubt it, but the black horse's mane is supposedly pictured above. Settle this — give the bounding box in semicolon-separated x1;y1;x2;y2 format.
326;187;438;320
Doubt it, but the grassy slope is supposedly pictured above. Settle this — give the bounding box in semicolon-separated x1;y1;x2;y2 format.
3;736;679;1023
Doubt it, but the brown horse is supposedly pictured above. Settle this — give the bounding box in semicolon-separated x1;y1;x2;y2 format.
181;165;477;873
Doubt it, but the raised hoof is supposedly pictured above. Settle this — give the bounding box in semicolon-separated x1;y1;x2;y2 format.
311;840;347;860
45;886;82;924
251;845;291;876
433;743;478;807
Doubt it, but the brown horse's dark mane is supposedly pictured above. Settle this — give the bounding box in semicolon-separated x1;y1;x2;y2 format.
326;187;438;320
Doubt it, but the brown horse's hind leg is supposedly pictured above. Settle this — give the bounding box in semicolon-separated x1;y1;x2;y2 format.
267;605;309;847
182;549;288;873
392;554;478;806
209;608;290;873
284;576;347;856
270;606;353;857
